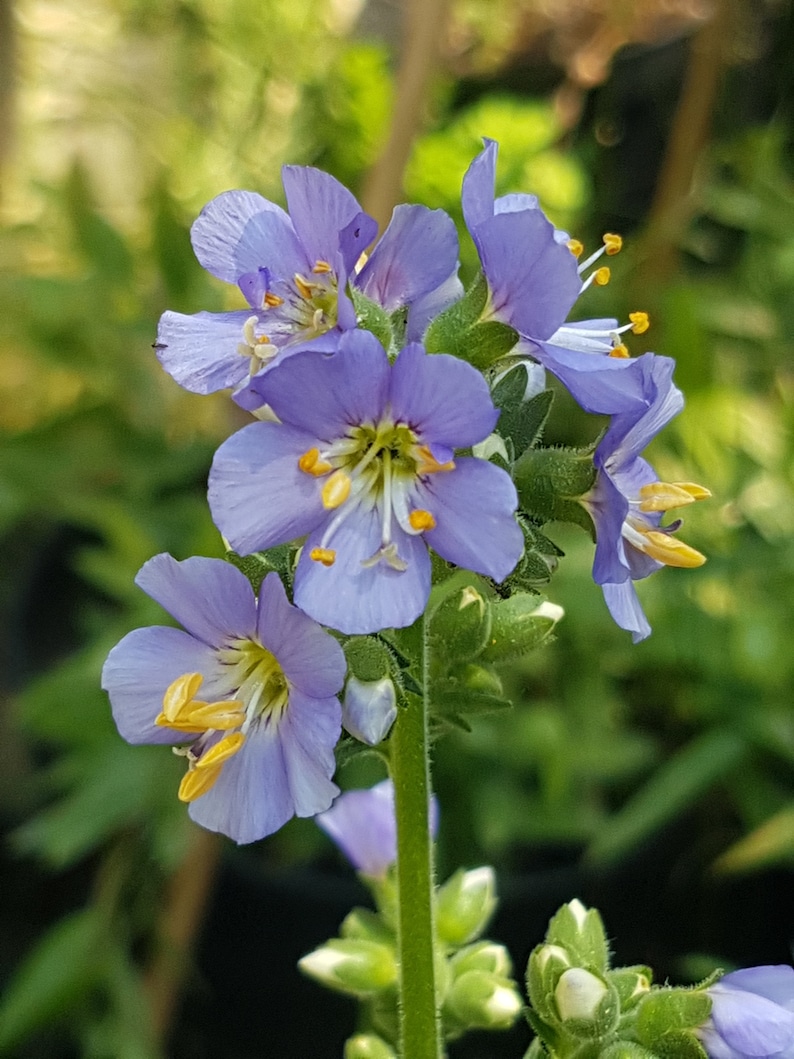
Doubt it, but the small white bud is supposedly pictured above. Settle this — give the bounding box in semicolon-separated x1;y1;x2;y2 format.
555;967;608;1022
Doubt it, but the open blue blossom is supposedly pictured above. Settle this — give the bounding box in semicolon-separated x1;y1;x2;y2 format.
208;329;524;634
462;139;657;416
316;779;439;877
698;966;794;1059
156;165;460;409
582;354;709;641
101;555;345;844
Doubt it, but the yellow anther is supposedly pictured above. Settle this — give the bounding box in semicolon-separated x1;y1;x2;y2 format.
567;239;584;258
264;292;284;308
177;733;245;803
594;266;611;286
603;232;623;255
409;509;436;532
298;447;333;476
310;547;336;567
638;481;711;512
161;672;204;723
630;311;650;335
610;343;630;359
312;260;333;274
181;699;246;731
355;250;369;272
294;274;314;300
640;529;707;569
321;470;351;509
415;445;455;476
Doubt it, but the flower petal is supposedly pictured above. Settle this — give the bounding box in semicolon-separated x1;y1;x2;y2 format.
317;780;398;875
191;190;305;283
389;343;498;449
208;421;327;555
711;984;794;1056
722;967;794;1010
135;554;257;647
422;457;523;582
155;310;254;395
280;688;342;817
535;344;656;416
462;139;498;232
102;626;220;744
601;580;652;643
256;573;346;699
251;329;390;439
356;204;460;311
405;269;464;343
282;165;372;272
294;505;431;634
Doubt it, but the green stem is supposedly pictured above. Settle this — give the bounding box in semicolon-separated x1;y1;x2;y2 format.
391;614;442;1059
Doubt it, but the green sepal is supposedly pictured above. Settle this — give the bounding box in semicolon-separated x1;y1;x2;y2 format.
341;907;396;946
493;375;554;461
608;966;653;1011
600;1045;661;1059
502;520;564;589
389;305;409;350
428;576;492;666
344;1033;397;1059
545;902;610;975
351;286;394;353
463;320;521;370
430;669;511;731
425;272;489;352
344;636;394;682
635;989;711;1046
652;1033;708;1059
513;446;597;531
526;943;572;1022
480;592;560;664
436;867;497;947
225;545;293;591
525;1007;563;1054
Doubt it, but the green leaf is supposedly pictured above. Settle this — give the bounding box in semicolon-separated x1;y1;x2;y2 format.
0;908;103;1053
586;730;748;865
493;379;553;458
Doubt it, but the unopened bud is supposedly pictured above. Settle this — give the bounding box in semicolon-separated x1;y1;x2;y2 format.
436;867;496;946
344;1034;396;1059
343;676;397;745
451;941;513;979
298;939;397;997
609;967;652;1011
446;970;523;1030
555;968;608;1022
546;900;608;973
481;596;564;663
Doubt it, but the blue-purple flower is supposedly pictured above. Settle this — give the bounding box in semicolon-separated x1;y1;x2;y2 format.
208;329;524;634
156;165;461;408
101;555;346;844
582;354;709;641
316;779;439;877
462;139;656;416
697;966;794;1059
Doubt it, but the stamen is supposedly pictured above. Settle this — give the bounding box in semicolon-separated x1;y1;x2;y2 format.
415;445;455;476
310;547;336;566
299;447;333;477
603;232;622;255
610;343;630;359
264;292;284;308
179;699;246;730
594;266;611;286
638;529;707;569
630;311;650;335
196;732;246;769
177;733;245;803
321;470;351;510
354;250;369;273
312;260;333;274
161;672;204;723
567;239;584;259
294;274;314;300
409;509;436;532
638;481;711;512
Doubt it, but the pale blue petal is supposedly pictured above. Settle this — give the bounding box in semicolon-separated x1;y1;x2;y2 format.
317;780;398;875
711;985;794;1056
294;504;431;634
389;343;498;449
190;190;305;283
155;310;253;394
405;269;464;343
422;458;523;582
698;1025;744;1059
282;165;370;270
461;139;498;231
722;967;794;1010
208;421;326;555
342;677;397;745
280;688;342;817
135;554;256;647
601;580;652;643
256;573;346;699
102;626;220;745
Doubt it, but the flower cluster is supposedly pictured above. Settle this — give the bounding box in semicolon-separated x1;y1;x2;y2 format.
104;141;708;842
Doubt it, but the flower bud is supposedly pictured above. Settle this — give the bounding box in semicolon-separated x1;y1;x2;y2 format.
340;907;394;945
526;942;573;1022
445;970;523;1030
480;596;564;664
450;941;513;979
436;866;496;947
298;939;397;997
343;676;397;745
609;966;652;1011
545;899;609;974
344;1034;396;1059
429;578;492;662
554;968;619;1038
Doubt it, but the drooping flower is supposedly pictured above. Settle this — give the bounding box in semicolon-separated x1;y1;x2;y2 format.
461;139;656;416
342;675;398;746
316;779;439;877
582;354;709;641
208;329;524;635
697;966;794;1059
156;166;461;409
101;555;346;843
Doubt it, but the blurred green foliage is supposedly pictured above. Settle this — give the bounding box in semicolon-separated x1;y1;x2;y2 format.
1;0;793;1054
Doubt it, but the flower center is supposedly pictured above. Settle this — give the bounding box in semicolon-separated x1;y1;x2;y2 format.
298;415;453;571
158;641;289;803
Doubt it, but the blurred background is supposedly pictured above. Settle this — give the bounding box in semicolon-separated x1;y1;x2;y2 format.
1;0;793;1056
